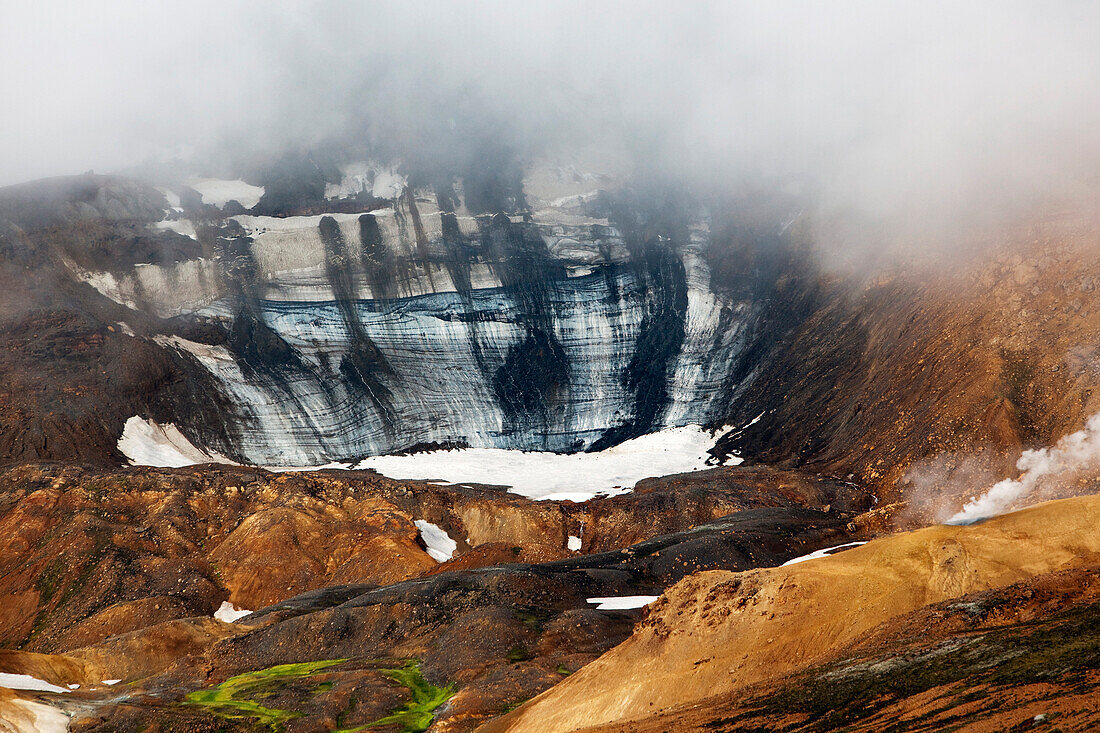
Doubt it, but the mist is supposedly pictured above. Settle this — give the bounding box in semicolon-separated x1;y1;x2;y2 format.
3;0;1098;253
946;412;1100;524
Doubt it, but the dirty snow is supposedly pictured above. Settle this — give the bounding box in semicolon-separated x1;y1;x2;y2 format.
414;520;457;563
0;673;69;694
267;461;356;473
323;162;407;200
78;269;137;310
188;178;264;209
567;535;582;551
781;541;867;566
117;416;235;468
214;601;253;623
154;218;197;239
157;187;181;209
353;425;737;502
586;596;660;610
1;698;71;733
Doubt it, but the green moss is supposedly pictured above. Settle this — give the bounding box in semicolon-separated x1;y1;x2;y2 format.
335;693;360;729
555;665;572;676
182;659;347;731
34;557;66;605
337;661;454;733
513;609;549;633
506;645;533;662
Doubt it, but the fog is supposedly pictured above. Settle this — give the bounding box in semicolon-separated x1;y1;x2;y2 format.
3;0;1098;251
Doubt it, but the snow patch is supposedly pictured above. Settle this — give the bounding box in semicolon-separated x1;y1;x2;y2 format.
567;535;582;551
549;190;603;209
214;601;252;623
0;673;69;694
324;162;407;201
188;178;264;209
0;698;71;733
118;416;235;468
155;218;197;240
353;425;738;502
781;541;867;566
742;411;766;429
413;520;457;563
157;187;181;209
586;596;659;610
101;680;121;686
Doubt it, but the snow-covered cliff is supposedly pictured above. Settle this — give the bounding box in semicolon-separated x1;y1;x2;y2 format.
73;166;774;465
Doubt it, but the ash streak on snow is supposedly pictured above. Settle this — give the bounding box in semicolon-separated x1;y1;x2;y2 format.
946;412;1100;525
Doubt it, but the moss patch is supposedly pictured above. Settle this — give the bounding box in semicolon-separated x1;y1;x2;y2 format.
506;645;533;662
182;659;347;731
338;661;454;733
513;609;549;633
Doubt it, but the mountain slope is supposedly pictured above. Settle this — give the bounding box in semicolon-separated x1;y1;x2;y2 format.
486;494;1100;732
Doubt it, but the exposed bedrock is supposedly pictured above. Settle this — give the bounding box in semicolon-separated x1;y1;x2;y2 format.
0;462;869;651
0;462;869;731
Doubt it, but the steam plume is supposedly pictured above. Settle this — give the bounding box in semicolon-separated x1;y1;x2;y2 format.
945;413;1100;525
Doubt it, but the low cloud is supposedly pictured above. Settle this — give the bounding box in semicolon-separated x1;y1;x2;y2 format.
2;1;1097;257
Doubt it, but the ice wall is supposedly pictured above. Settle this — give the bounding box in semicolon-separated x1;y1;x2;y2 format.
115;170;768;464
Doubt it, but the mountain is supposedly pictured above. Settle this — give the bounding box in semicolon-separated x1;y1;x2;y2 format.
0;162;1098;733
2;169;1097;503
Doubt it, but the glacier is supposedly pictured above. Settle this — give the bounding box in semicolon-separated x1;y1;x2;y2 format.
94;167;775;467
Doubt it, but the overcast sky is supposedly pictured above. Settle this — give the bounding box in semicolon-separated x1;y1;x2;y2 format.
2;1;1097;244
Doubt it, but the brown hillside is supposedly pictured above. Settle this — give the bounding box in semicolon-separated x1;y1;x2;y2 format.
487;494;1100;733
